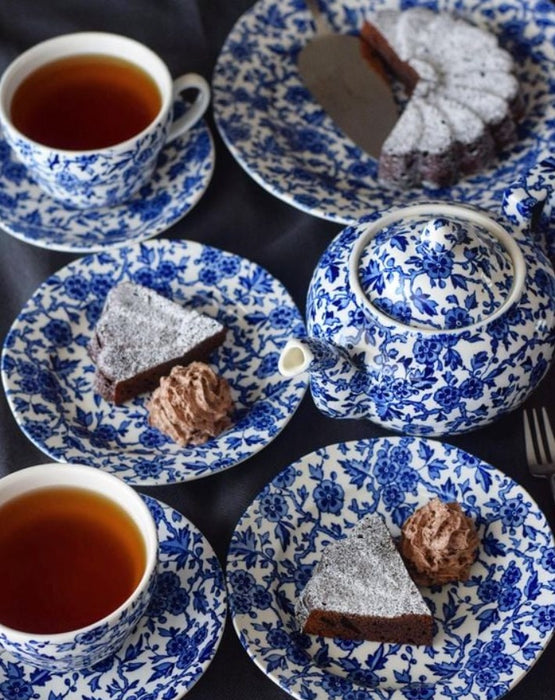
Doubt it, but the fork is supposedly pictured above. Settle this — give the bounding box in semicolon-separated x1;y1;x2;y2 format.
523;407;555;503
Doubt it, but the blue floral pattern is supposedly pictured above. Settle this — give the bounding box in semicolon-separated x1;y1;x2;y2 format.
226;437;555;700
212;0;555;241
0;121;214;253
302;201;555;436
0;495;226;700
1;239;307;484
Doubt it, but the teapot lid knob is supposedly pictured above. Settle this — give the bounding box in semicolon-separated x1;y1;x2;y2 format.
420;217;462;251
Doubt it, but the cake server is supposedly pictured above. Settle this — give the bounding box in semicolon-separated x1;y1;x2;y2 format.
297;0;398;158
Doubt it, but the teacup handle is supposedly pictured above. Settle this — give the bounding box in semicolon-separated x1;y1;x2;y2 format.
167;73;210;142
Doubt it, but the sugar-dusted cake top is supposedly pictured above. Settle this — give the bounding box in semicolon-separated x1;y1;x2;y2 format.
296;513;431;626
93;282;225;382
370;7;519;158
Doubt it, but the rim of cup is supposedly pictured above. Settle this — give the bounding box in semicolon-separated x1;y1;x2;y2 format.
0;31;173;154
0;462;158;642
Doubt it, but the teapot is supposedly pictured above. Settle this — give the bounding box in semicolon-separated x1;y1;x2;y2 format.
279;158;555;436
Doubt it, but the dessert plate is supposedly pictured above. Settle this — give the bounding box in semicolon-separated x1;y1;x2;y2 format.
227;437;555;700
0;119;215;253
213;0;555;226
0;495;227;699
1;239;308;485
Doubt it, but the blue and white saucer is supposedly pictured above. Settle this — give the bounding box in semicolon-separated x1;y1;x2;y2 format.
0;119;215;253
1;238;308;485
0;495;227;700
213;0;555;225
227;437;555;700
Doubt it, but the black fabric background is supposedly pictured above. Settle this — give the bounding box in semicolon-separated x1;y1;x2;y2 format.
0;1;553;698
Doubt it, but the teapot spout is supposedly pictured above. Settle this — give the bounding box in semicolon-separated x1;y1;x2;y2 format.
502;156;555;255
279;337;357;378
279;337;368;419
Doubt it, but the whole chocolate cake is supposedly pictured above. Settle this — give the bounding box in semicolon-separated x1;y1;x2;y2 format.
360;7;523;189
295;513;433;645
88;282;227;404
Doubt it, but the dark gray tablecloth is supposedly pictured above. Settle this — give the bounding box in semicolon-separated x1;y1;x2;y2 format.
0;1;553;698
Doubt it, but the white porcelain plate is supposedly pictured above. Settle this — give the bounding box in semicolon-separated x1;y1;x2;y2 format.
0;119;215;253
227;437;555;700
0;495;226;700
213;0;555;225
1;239;308;485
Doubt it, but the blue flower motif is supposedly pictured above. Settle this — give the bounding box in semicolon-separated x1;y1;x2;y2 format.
498;586;521;611
434;384;460;409
540;548;555;573
64;274;90;300
268;305;296;329
478;579;501;603
413;337;443;364
167;630;197;667
133;460;163;480
0;678;33;700
499;498;529;528
259;493;288;522
256;351;278;378
532;604;555;633
313;479;344;514
43;319;72;347
266;628;289;648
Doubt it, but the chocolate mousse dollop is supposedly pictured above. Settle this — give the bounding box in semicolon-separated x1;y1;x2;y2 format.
399;498;479;586
147;362;233;446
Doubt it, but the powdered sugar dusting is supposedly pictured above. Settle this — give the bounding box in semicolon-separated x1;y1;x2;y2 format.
296;514;431;627
94;282;224;381
371;7;519;170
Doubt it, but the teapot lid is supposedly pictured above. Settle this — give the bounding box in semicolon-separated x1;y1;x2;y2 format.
353;204;522;330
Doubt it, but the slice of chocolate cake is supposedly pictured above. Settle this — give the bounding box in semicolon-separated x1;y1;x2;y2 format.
88;282;227;404
296;513;433;645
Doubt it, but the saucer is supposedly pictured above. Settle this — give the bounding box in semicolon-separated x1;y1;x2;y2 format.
1;238;308;485
213;0;555;225
0;495;227;699
0;119;215;253
227;436;555;700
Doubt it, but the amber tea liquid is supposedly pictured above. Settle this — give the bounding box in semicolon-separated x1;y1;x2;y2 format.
10;54;161;150
0;486;146;634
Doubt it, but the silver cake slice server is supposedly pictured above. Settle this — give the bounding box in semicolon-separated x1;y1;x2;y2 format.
297;0;398;158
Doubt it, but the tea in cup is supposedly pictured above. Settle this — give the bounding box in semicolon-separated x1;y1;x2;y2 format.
0;462;158;671
0;32;210;208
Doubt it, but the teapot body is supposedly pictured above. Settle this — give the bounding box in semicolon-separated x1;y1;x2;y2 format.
305;207;555;436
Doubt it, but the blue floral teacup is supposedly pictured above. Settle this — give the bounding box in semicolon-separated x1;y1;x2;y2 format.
0;32;210;209
0;463;158;671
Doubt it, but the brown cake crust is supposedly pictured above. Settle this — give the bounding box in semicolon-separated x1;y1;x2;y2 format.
302;610;433;646
88;282;227;404
89;330;226;404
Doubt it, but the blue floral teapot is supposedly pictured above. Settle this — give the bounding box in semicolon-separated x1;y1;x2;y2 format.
279;159;555;436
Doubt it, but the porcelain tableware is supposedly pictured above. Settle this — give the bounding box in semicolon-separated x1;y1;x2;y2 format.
279;159;555;436
0;495;227;700
0;463;158;672
0;32;210;208
227;436;555;700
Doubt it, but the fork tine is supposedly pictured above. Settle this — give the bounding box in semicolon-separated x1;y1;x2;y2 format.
532;408;548;464
541;407;555;461
523;409;537;466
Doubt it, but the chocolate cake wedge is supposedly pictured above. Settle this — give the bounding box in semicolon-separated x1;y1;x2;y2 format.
88;282;227;404
296;513;433;645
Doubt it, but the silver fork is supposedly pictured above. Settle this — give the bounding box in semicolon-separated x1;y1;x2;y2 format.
523;407;555;503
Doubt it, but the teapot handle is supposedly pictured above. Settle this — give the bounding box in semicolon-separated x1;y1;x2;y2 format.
502;156;555;256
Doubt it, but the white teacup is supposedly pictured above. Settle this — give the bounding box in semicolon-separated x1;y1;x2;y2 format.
0;463;158;671
0;32;210;209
